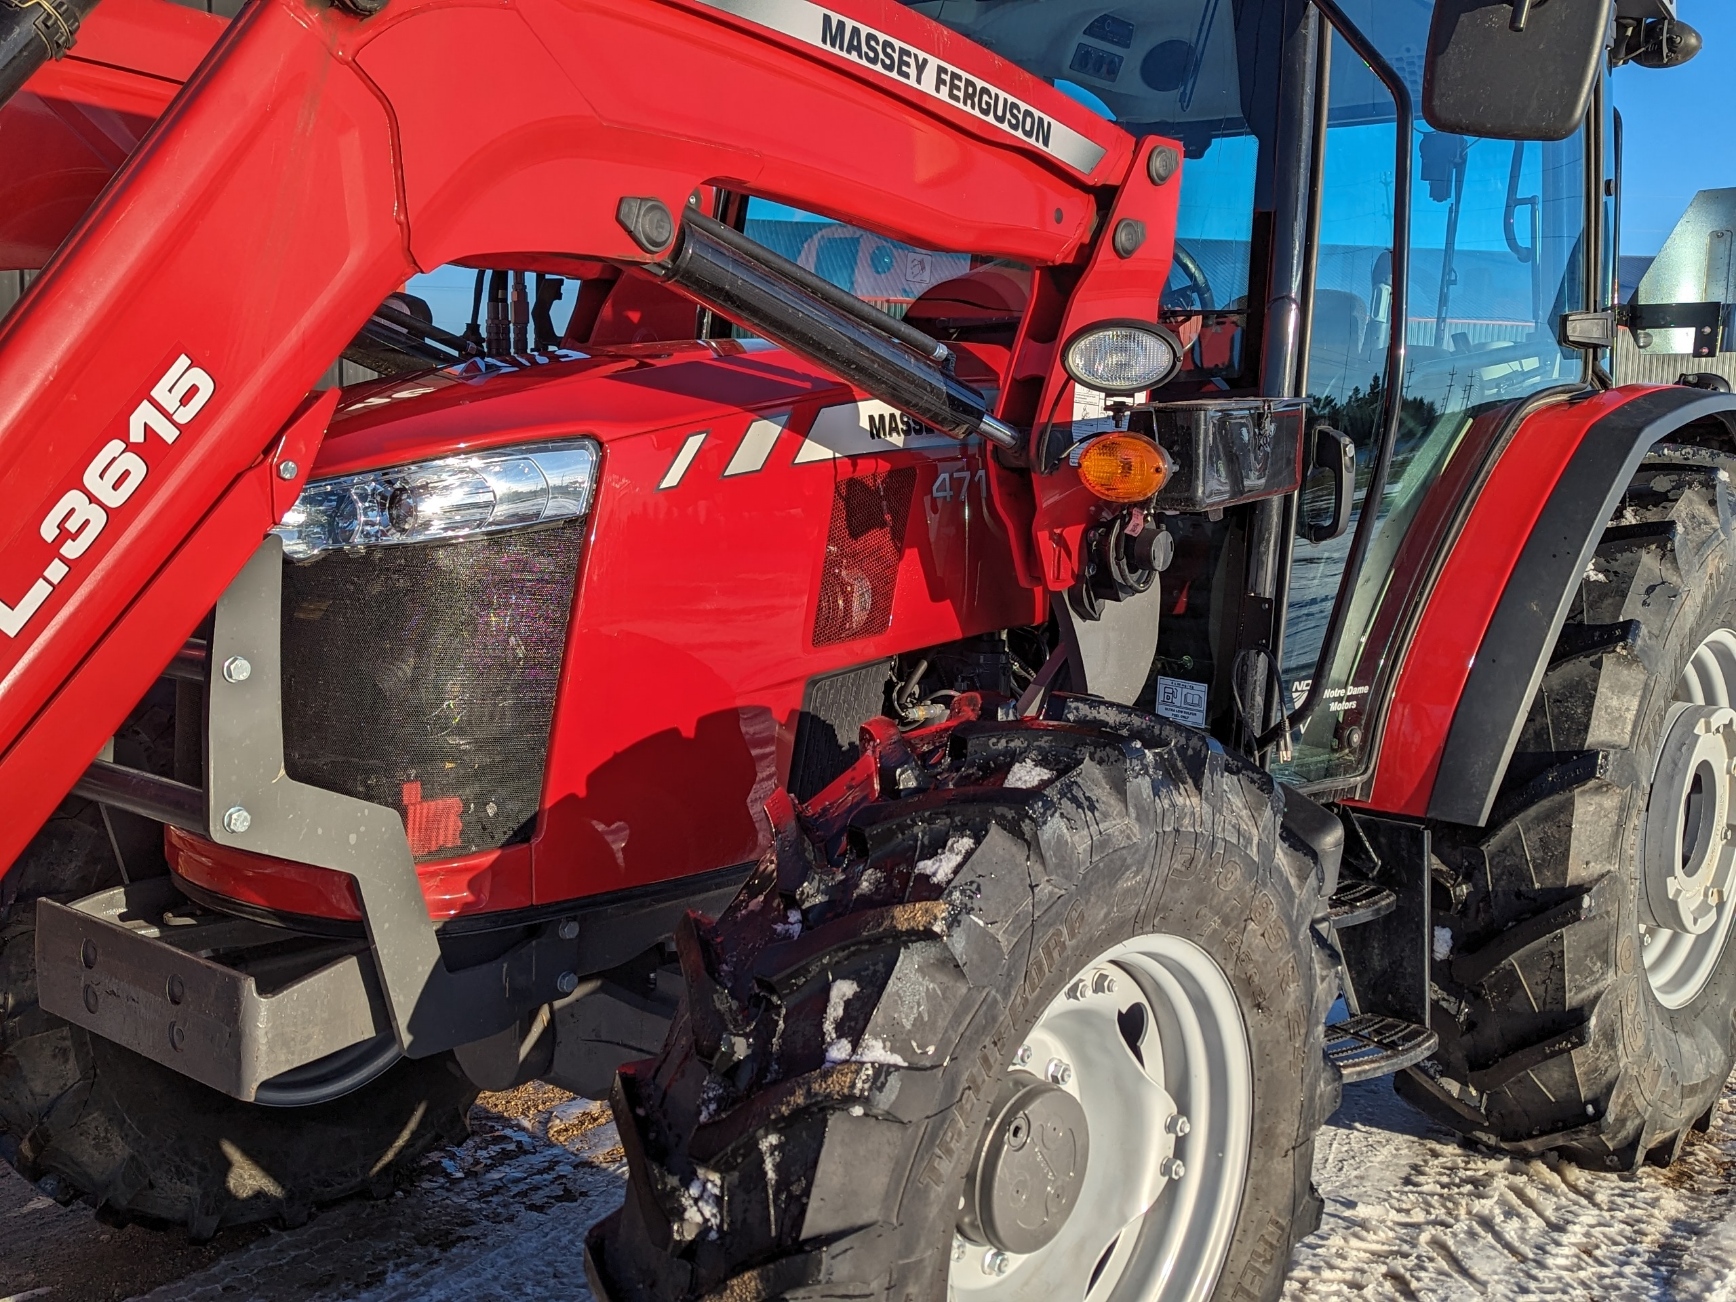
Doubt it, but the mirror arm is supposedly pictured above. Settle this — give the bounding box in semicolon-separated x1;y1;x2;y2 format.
1503;142;1537;265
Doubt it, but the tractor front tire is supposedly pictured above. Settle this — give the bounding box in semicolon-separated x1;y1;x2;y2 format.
0;801;478;1235
589;698;1337;1302
1405;449;1736;1169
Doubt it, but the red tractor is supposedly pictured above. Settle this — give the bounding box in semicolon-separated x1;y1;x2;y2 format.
0;0;1723;1297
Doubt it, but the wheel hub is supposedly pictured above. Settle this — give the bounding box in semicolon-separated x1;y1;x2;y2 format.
1642;702;1736;936
948;938;1251;1301
960;1073;1090;1255
1641;628;1736;1009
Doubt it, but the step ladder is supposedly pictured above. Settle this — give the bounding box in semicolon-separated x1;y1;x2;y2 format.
1324;878;1436;1082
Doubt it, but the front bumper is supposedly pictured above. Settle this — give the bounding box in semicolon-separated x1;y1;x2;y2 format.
36;877;387;1102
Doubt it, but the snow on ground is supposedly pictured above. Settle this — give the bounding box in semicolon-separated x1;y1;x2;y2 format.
1285;1078;1736;1300
3;1075;1735;1299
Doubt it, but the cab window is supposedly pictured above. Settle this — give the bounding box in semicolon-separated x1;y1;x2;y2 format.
1279;4;1590;784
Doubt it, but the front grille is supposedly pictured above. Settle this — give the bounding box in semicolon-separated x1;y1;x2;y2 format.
280;522;585;860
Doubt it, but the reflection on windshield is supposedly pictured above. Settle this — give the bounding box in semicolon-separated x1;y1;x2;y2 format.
915;1;1265;388
913;0;1244;142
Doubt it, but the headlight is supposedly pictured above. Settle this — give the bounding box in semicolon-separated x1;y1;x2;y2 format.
1062;322;1182;395
273;438;598;560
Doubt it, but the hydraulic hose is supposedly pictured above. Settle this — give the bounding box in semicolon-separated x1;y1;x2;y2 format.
0;0;98;108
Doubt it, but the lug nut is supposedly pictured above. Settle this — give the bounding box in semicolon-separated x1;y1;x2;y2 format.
1046;1058;1072;1086
556;971;579;995
952;1237;968;1262
222;806;252;833
222;655;252;683
1012;1044;1033;1067
1159;1157;1186;1179
1166;1113;1191;1136
982;1249;1011;1276
1091;969;1118;995
1066;978;1089;1001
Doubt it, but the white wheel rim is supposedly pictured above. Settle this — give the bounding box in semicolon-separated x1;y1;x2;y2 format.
947;934;1252;1302
1642;628;1736;1008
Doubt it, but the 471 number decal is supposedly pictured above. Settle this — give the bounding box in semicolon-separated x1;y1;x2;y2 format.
0;354;215;638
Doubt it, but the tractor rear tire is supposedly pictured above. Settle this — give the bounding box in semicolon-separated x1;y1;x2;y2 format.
1403;450;1736;1170
0;797;477;1235
587;697;1338;1302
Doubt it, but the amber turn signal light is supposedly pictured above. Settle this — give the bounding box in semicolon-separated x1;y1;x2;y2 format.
1074;433;1169;503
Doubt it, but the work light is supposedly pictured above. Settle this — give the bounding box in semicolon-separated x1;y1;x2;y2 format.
1062;322;1182;396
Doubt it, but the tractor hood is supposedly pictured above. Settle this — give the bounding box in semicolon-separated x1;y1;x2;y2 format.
310;339;850;480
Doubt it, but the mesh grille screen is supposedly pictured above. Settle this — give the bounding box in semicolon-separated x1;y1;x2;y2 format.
280;523;584;860
812;467;916;647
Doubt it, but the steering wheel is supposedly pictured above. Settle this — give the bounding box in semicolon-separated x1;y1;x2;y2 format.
1163;241;1215;313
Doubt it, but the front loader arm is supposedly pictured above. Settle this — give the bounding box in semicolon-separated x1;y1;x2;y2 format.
0;0;222;270
0;0;1145;867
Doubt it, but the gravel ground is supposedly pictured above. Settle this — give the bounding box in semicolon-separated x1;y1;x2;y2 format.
3;1075;1735;1300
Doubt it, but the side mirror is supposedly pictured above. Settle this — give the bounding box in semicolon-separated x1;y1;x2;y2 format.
1423;0;1611;141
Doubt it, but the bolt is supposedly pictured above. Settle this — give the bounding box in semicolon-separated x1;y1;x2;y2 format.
278;460;299;481
982;1249;1011;1277
169;1022;185;1052
1091;969;1118;996
1147;145;1180;185
1012;1044;1033;1067
1046;1058;1072;1086
1066;978;1089;1001
222;655;252;684
558;919;580;941
556;971;579;995
1159;1157;1186;1179
1166;1113;1192;1136
222;806;252;834
80;939;96;970
953;1237;968;1263
83;985;98;1015
166;974;185;1006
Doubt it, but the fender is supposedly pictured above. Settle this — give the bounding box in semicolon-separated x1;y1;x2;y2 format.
1368;384;1736;826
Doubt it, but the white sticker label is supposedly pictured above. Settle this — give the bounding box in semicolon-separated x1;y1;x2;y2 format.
1072;386;1148;422
794;400;960;463
690;0;1107;175
1155;677;1208;730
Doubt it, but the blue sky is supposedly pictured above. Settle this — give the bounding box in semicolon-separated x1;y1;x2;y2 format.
1615;9;1736;254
